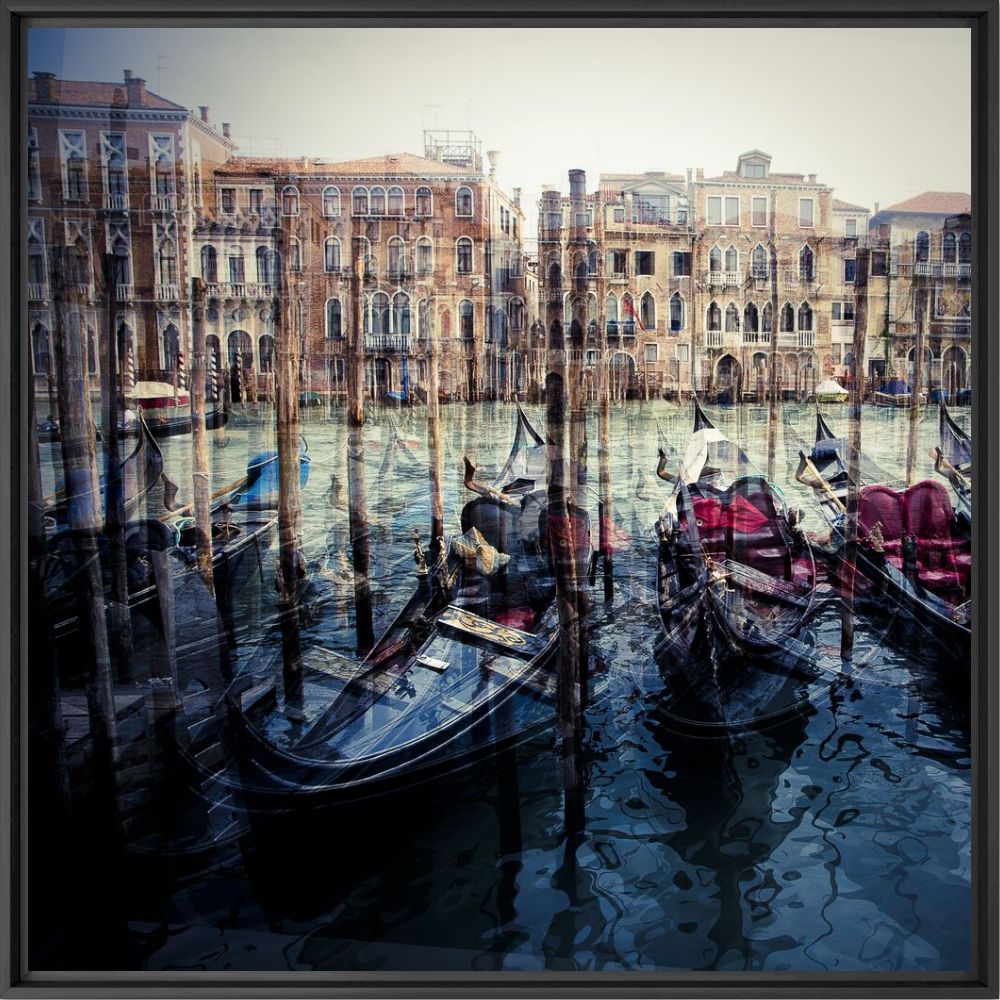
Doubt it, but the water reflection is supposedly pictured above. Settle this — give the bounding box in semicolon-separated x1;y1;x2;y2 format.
28;399;970;973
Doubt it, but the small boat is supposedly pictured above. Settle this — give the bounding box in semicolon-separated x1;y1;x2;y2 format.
872;377;925;408
812;378;848;404
121;381;228;439
654;399;819;727
795;414;971;652
43;416;311;657
218;403;596;807
932;402;972;525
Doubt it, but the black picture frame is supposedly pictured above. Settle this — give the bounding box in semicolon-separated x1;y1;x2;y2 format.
1;2;996;996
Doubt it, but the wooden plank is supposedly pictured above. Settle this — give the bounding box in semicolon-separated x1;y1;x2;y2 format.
438;605;546;658
720;558;812;607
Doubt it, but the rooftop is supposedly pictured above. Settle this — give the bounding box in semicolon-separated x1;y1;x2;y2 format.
832;198;870;212
218;151;480;178
881;191;971;214
27;73;187;112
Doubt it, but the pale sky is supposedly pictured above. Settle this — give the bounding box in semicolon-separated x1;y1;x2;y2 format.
29;26;971;241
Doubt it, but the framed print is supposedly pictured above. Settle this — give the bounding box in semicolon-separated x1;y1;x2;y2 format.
1;2;997;996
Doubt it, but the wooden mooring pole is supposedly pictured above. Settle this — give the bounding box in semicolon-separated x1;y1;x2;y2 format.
348;247;374;654
275;236;304;692
50;245;118;809
841;248;870;661
426;299;445;562
189;278;214;593
766;206;780;483
905;282;927;486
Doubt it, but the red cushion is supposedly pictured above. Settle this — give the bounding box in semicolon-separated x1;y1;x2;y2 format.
905;480;956;542
859;485;906;541
917;568;964;592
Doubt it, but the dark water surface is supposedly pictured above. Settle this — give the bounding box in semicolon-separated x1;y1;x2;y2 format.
33;400;971;973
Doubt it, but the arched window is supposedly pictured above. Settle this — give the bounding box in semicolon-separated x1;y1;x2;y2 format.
387;236;406;278
416;236;433;274
201;245;218;283
106;150;126;197
943;232;957;264
32;323;50;375
459;299;474;339
289;237;301;272
326;298;342;338
798;302;813;331
640;291;656;330
70;237;91;286
455;186;473;217
510;297;525;331
761;302;773;334
725;302;740;332
387;186;404;215
366;292;390;335
27;239;45;287
799;245;815;281
511;250;523;277
415;186;432;216
780;301;794;332
258;334;275;373
86;326;98;376
157;238;178;286
959;232;971;264
256;246;277;284
228;246;245;284
392;292;410;335
281;185;299;216
725;245;738;272
354;236;371;275
752;244;768;280
154;154;174;195
622;293;636;334
605;294;619;334
709;247;722;272
322;186;340;217
588;248;599;276
669;292;684;331
418;298;432;338
548;262;561;288
324;237;342;272
112;237;130;286
744;302;759;332
369;186;386;215
707;301;721;331
352;186;369;215
162;324;180;372
915;230;930;263
492;307;508;346
456;237;473;274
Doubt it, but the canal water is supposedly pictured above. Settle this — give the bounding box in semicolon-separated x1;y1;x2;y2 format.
36;400;972;973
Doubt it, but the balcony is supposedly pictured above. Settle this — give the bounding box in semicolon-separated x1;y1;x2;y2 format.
798;331;816;348
742;331;772;346
75;283;96;301
706;270;742;289
115;283;134;301
608;271;628;284
207;282;275;300
706;331;724;349
151;194;178;213
28;283;46;301
364;334;410;353
103;192;129;212
156;284;181;302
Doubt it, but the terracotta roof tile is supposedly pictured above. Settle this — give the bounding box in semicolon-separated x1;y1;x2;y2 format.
27;78;187;112
882;191;971;214
832;198;869;212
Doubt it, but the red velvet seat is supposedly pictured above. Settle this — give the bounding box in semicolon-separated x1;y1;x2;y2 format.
859;485;906;550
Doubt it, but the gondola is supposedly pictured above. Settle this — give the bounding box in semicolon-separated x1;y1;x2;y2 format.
121;380;228;439
654;399;819;728
932;402;971;525
795;412;971;653
215;402;595;808
872;377;925;408
43;415;311;657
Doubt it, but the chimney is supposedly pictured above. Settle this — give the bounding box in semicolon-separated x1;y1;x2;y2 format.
222;122;231;139
512;187;522;208
568;169;586;199
696;167;704;181
487;149;500;181
808;173;817;184
874;201;880;213
33;71;55;101
199;105;210;123
125;73;146;107
686;167;693;183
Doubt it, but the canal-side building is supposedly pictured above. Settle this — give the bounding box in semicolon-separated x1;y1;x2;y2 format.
864;192;972;396
26;69;236;396
195;132;527;402
537;151;869;400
